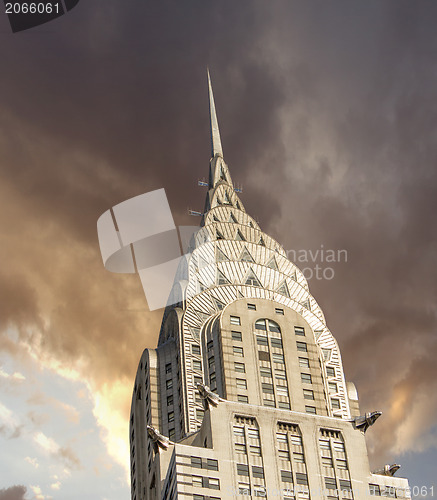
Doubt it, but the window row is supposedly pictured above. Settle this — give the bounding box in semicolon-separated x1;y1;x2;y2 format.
192;476;220;490
190;457;219;471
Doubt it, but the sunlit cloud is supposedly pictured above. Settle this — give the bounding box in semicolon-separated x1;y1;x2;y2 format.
0;367;25;380
25;456;39;469
49;481;61;491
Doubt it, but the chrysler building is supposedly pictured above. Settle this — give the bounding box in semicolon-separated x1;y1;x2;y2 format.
125;73;410;500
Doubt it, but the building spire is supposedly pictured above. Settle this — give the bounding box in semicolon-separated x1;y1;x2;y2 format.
207;69;223;159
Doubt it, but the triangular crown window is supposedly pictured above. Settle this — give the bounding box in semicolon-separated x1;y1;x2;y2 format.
245;269;262;287
216;247;229;262
213;214;220;222
215;299;225;311
224;191;232;205
216;229;224;240
219;165;227;181
236;229;246;241
217;269;230;285
266;256;278;270
301;299;311;310
229;212;238;224
276;280;290;298
258;236;265;247
240;247;255;263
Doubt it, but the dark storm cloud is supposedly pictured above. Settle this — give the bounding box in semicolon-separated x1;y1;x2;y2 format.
0;486;27;500
0;0;436;478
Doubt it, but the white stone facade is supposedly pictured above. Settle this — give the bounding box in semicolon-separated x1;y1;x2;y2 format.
128;75;410;500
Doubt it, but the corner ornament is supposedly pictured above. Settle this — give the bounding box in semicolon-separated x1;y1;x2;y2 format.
351;411;382;433
373;464;401;477
147;425;173;453
197;383;224;409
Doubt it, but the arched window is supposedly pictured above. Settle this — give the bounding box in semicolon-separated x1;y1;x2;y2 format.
254;319;281;333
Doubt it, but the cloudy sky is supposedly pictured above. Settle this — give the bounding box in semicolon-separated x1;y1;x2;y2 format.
0;1;436;498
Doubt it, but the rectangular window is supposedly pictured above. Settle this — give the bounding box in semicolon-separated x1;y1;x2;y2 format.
247;303;256;310
236;378;247;389
275;308;284;315
237;464;249;476
193;495;204;500
196;408;204;420
296;341;307;352
333;441;345;452
250;445;261;456
169;428;175;440
326;366;335;377
165;363;172;374
303;389;314;400
234;362;245;373
275;369;286;380
166;379;173;390
305;406;316;414
232;331;242;341
262;383;274;394
210;372;216;385
191;456;202;468
252;466;264;478
301;373;312;384
299;357;310;368
167;395;173;406
247;428;259;439
369;484;381;496
192;344;201;355
322;457;333;467
319;439;330;450
234;425;245;437
337;459;348;470
293;452;305;463
194;375;203;385
253;485;266;497
230;315;241;326
339;480;352;492
260;367;272;378
263;398;275;407
270;337;283;348
208;356;215;367
331;398;340;409
281;470;293;483
258;351;270;362
168;411;174;422
207;340;213;352
276;385;288;395
256;335;269;346
235;443;247;453
193;360;202;371
206;458;218;471
233;346;244;357
192;475;203;487
237;394;249;403
329;382;337;393
278;401;290;409
208;478;220;490
295;326;305;336
278;449;290;460
290;435;302;446
296;473;308;485
238;483;250;495
325;478;337;490
272;353;285;364
276;433;287;443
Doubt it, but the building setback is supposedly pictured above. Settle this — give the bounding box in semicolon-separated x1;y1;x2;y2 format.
128;73;410;500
